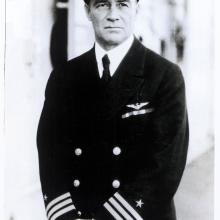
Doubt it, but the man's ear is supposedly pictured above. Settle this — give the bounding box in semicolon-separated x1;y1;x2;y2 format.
84;4;92;21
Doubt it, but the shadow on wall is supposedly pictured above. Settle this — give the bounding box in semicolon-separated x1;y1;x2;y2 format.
50;0;68;70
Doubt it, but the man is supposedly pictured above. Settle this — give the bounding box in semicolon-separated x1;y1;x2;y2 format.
37;0;189;219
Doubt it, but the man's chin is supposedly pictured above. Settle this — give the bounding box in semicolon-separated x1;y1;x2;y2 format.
103;36;126;47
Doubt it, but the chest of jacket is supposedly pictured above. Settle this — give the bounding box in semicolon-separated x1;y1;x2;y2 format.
54;82;155;176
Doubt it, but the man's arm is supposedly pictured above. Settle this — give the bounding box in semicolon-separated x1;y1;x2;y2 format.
37;71;80;220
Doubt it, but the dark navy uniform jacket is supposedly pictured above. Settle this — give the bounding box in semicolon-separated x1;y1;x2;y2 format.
37;38;189;220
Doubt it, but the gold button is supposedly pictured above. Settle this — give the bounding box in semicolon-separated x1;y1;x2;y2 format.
112;180;120;188
73;179;80;187
75;148;82;156
113;146;121;156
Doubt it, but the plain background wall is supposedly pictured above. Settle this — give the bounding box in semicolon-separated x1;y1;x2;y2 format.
214;1;220;219
0;0;6;219
1;0;215;219
185;0;214;162
4;0;53;219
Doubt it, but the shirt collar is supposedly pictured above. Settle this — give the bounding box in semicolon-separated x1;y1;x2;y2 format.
95;35;134;78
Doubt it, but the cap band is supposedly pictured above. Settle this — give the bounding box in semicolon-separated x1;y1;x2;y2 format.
83;0;139;4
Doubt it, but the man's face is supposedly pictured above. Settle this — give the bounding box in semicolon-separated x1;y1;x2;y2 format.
85;0;139;50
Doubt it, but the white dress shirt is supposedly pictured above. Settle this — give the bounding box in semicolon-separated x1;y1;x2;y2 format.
95;35;134;78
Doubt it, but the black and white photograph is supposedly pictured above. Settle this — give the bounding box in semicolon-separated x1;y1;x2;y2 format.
0;0;219;220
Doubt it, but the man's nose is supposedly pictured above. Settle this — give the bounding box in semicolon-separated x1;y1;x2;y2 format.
106;5;120;22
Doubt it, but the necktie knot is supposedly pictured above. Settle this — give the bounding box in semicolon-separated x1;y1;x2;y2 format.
102;54;111;83
102;54;110;68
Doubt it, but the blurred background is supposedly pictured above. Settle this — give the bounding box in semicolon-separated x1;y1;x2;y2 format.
2;0;215;219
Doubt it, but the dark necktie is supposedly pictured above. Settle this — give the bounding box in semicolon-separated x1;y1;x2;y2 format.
102;54;111;83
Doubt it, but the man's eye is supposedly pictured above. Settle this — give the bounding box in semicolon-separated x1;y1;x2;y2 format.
118;2;129;7
96;3;109;8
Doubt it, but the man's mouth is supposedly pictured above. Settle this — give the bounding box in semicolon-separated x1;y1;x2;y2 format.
105;27;122;29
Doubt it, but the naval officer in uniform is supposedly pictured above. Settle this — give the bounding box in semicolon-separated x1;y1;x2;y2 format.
37;0;189;219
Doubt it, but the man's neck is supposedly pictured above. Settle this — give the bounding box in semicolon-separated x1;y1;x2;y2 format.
98;43;118;51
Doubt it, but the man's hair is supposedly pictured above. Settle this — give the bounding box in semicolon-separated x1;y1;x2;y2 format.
84;0;139;5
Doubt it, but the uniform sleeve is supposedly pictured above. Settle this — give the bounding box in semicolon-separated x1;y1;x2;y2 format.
94;65;189;220
37;71;80;220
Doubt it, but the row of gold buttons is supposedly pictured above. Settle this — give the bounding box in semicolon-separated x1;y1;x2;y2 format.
74;146;122;156
73;179;121;189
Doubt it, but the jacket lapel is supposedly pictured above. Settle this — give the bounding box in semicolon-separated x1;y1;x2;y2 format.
103;38;147;119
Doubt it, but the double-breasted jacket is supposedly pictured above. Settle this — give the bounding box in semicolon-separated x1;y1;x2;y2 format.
37;39;189;220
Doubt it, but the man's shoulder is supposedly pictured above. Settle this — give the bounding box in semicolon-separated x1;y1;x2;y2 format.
67;48;94;68
136;43;184;91
130;38;179;72
145;47;178;71
53;48;95;83
47;48;94;92
143;45;182;79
